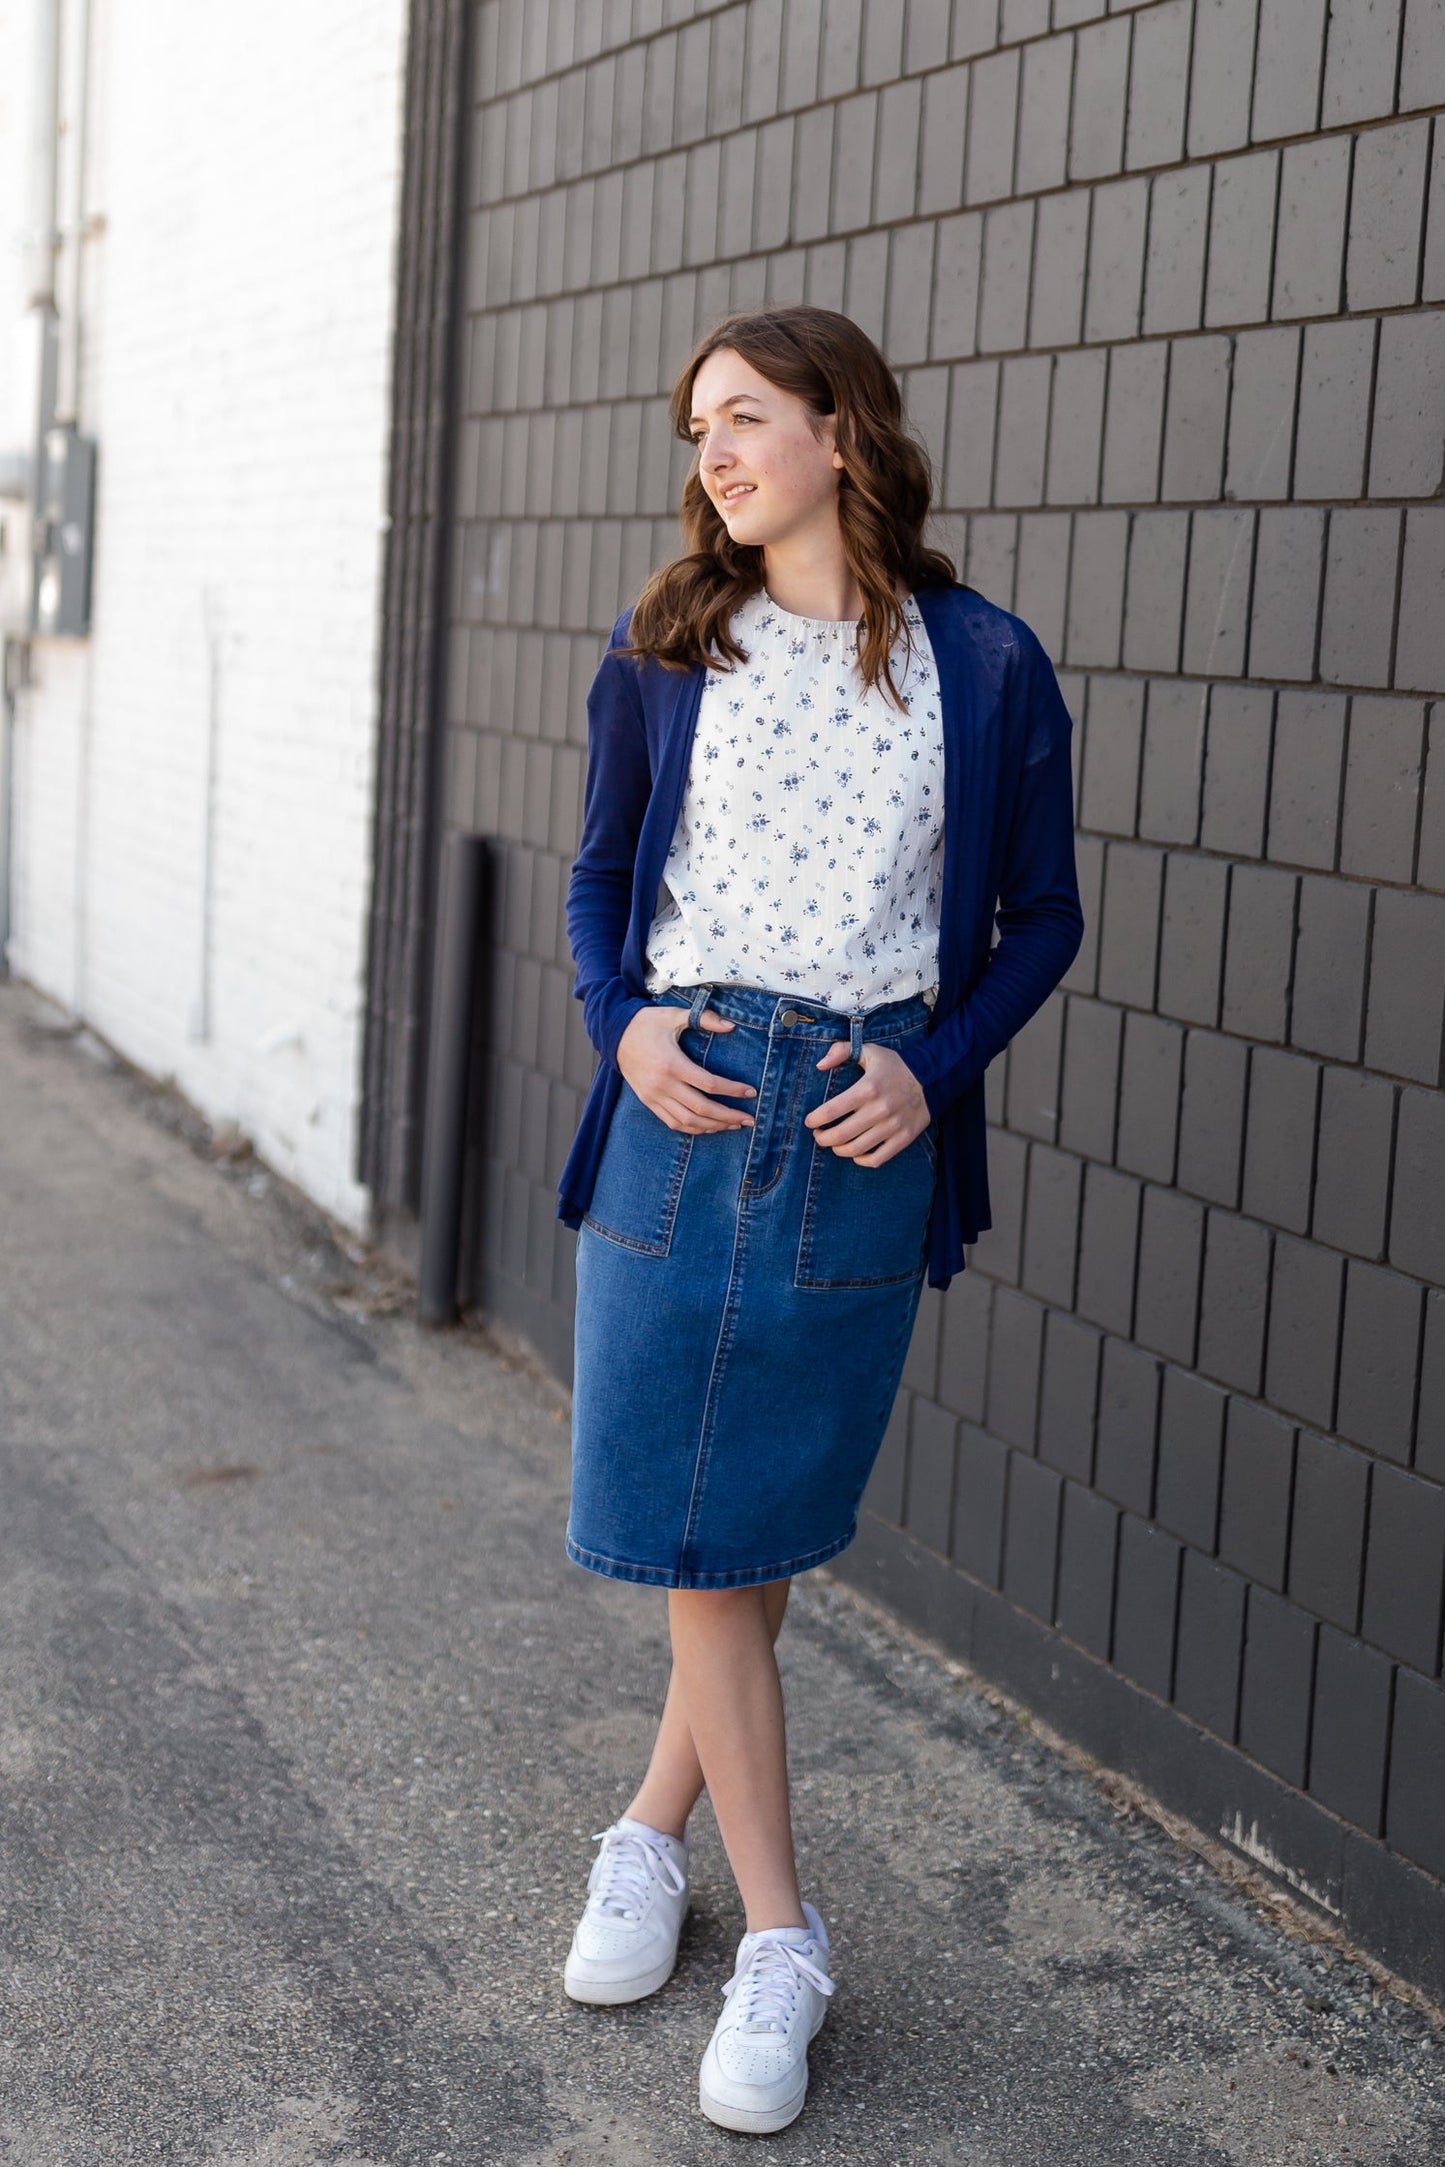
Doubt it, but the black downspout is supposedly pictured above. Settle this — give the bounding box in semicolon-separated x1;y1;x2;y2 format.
416;830;487;1327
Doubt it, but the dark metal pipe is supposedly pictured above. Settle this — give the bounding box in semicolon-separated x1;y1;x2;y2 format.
417;830;487;1327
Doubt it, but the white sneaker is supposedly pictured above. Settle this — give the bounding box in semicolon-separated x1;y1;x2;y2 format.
563;1815;691;2005
698;1900;835;2133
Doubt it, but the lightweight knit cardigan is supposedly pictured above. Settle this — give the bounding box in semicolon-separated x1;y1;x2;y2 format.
555;580;1086;1291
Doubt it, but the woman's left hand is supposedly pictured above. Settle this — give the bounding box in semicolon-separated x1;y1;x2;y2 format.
805;1041;933;1166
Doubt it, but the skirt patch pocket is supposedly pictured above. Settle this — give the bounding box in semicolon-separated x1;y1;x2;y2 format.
582;1021;714;1256
794;1063;936;1291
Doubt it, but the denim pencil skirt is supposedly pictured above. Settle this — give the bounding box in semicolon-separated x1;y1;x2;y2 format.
567;981;938;1590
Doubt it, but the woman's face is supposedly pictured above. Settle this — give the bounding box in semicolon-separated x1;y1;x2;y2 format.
688;347;844;553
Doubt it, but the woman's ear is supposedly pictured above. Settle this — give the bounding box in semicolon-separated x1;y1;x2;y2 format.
818;409;845;470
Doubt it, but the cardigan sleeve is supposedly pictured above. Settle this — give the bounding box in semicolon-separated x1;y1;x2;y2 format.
565;628;654;1069
895;622;1085;1121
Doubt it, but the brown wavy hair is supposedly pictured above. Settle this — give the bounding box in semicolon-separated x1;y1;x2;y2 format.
615;306;961;714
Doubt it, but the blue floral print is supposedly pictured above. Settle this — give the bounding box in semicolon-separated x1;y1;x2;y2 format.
643;587;944;1009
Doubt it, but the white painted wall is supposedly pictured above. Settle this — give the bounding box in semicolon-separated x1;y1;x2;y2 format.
0;0;409;1229
0;3;41;479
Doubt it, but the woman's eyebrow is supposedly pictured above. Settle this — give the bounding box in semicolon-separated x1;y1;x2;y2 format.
688;393;765;426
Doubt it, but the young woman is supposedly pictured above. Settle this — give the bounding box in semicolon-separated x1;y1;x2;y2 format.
554;304;1084;2134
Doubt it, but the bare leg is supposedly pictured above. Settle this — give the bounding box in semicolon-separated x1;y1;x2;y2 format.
660;1582;806;1933
624;1576;791;1845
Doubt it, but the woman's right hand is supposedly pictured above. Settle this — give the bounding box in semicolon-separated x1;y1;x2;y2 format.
616;1003;758;1133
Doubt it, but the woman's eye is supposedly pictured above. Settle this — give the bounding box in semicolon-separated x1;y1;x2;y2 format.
691;416;757;443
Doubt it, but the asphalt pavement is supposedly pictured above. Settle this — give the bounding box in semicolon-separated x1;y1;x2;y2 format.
0;976;1441;2166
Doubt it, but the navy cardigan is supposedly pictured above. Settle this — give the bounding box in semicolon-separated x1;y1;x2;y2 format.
555;581;1085;1290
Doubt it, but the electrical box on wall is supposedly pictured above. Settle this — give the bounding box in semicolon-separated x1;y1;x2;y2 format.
32;422;96;637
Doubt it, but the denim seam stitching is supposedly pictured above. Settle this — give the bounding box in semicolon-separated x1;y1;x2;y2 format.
674;1041;761;1579
740;1046;808;1201
565;1528;859;1589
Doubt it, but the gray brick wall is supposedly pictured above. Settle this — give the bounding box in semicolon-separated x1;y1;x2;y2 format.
407;0;1445;1984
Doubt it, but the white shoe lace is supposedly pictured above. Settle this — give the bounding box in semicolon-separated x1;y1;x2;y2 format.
724;1932;836;2033
587;1822;686;1922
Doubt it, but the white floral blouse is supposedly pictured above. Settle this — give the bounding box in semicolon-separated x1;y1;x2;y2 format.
643;585;944;1013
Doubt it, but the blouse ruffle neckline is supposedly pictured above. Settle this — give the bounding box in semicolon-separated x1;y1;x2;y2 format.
761;585;867;633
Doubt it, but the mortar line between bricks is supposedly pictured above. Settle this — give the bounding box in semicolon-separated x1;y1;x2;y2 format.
474;100;1445;219
473;594;1445;688
815;1569;1445;2030
471;304;1445;408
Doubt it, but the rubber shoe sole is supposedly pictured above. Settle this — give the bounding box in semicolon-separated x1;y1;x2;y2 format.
564;1935;683;2005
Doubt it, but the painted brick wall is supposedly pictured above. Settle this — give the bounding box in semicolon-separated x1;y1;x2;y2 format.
440;0;1445;1982
1;0;409;1227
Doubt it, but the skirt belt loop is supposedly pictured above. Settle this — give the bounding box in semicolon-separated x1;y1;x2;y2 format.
687;982;713;1030
848;1011;865;1064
